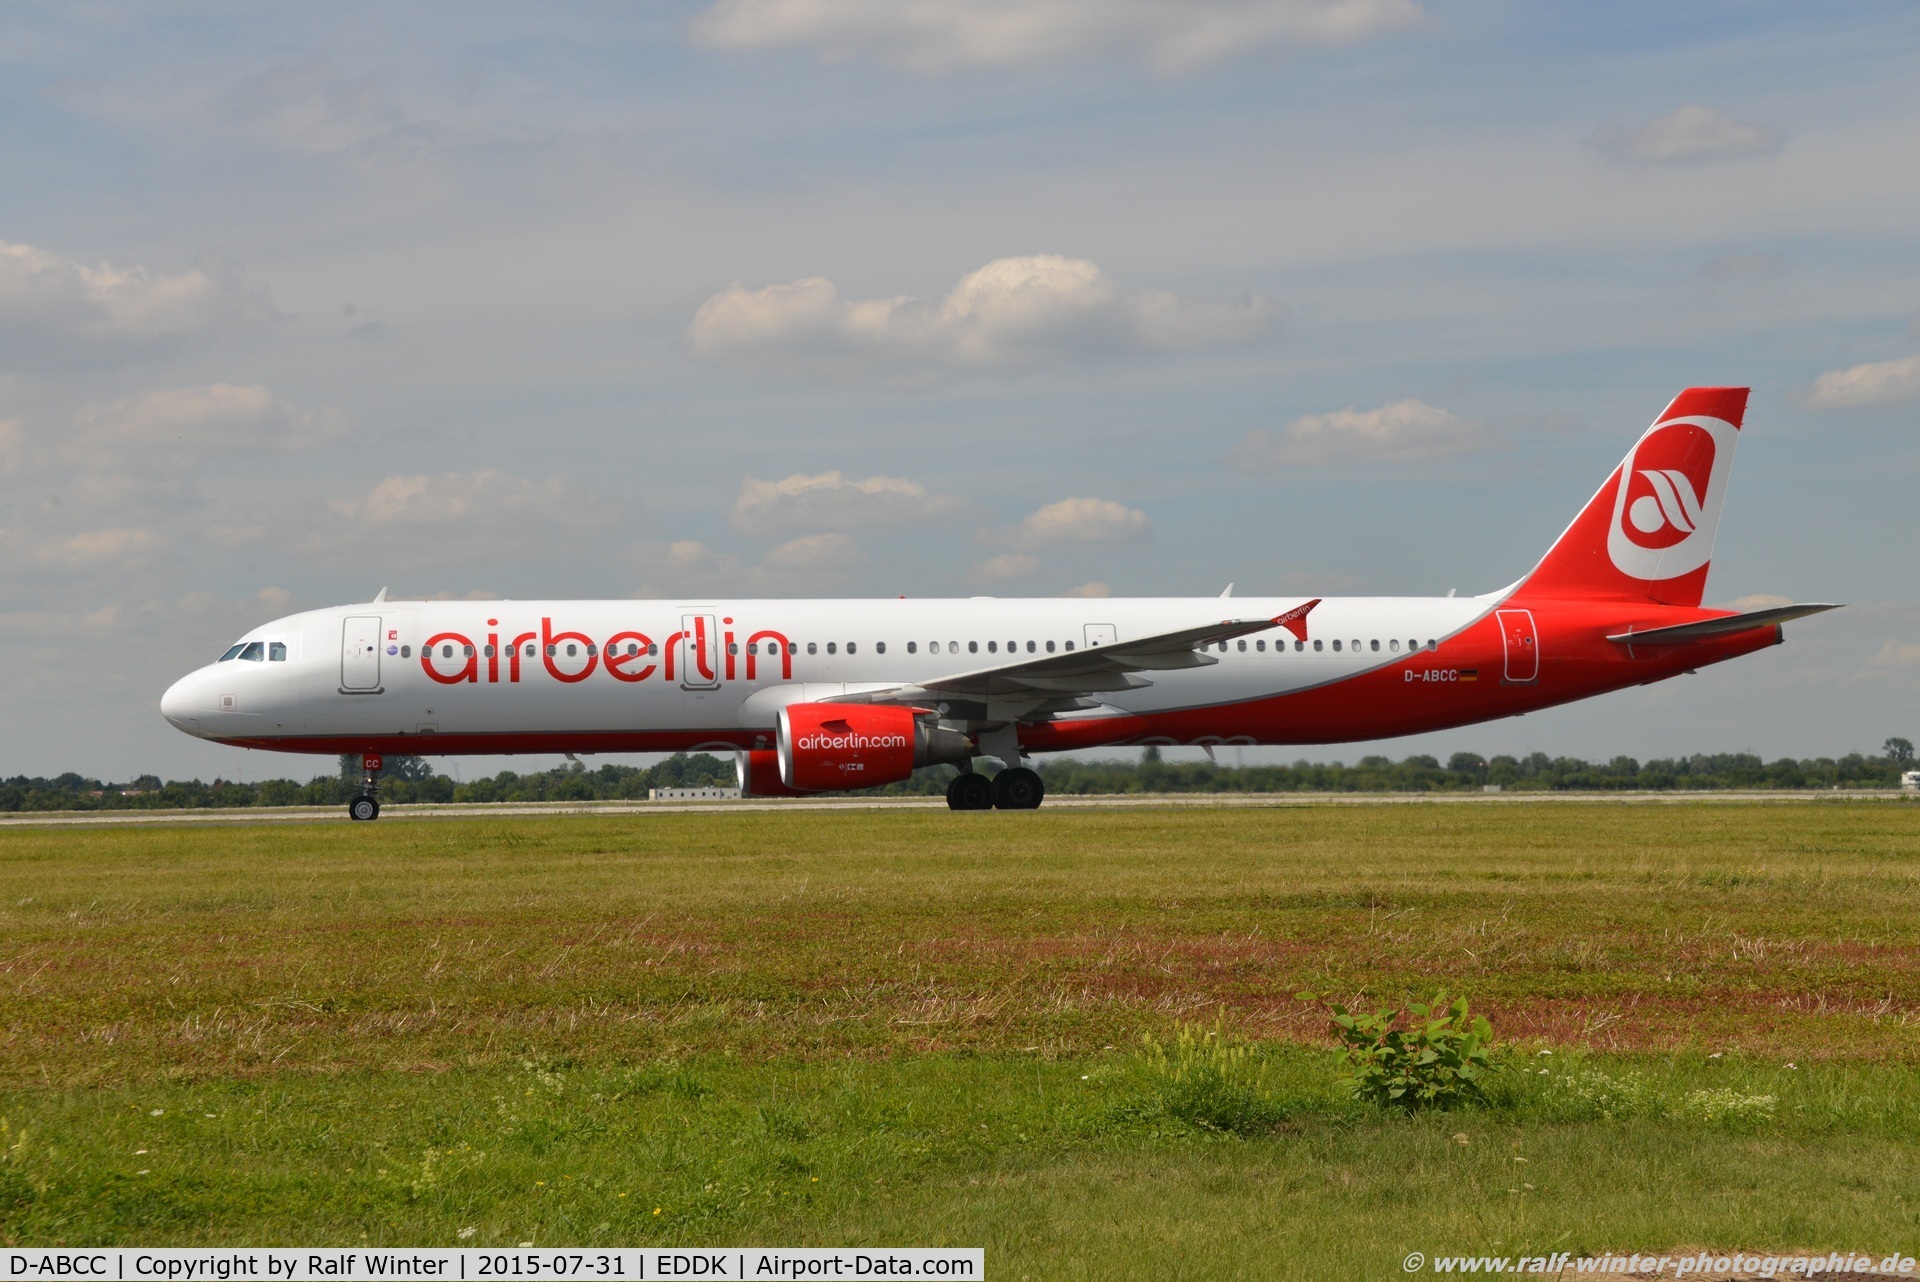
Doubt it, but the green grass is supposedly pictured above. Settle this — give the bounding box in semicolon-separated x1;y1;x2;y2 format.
3;803;1918;1268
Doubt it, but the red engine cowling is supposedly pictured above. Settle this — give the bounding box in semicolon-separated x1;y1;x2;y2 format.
736;749;804;798
776;702;973;792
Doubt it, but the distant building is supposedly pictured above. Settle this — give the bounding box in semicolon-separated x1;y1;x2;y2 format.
649;787;742;802
1903;771;1920;794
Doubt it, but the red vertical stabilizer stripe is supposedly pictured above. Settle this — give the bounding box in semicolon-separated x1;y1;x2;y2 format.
1508;386;1747;609
1661;386;1748;427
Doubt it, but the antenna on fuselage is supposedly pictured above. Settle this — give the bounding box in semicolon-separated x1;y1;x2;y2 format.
1220;583;1234;598
372;586;389;603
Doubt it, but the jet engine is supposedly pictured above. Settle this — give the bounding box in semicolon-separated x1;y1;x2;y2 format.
735;749;803;798
774;702;973;792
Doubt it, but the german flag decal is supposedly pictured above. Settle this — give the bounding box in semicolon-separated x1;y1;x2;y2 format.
1459;670;1480;682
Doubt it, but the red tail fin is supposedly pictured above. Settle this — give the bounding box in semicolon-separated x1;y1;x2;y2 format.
1511;387;1747;607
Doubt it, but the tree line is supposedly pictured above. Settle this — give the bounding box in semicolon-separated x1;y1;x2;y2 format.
2;739;1913;812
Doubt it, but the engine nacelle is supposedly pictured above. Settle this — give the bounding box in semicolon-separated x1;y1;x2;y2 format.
776;702;973;792
736;749;804;798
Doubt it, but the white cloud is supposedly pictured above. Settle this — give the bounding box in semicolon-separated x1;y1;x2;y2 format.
298;469;631;571
969;552;1041;582
1589;105;1783;165
762;531;865;572
1015;497;1150;545
75;385;351;456
731;470;973;535
329;469;610;528
687;255;1276;383
690;0;1424;74
1803;354;1920;410
1701;252;1783;281
1063;581;1113;598
0;525;163;573
222;59;409;154
1873;640;1920;668
1725;593;1796;611
631;534;864;595
1229;398;1502;468
0;240;272;364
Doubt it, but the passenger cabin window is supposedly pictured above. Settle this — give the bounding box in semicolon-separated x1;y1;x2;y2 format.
1237;639;1246;652
1370;639;1380;652
1313;640;1323;651
1065;640;1074;651
1427;639;1438;650
876;642;886;654
401;646;412;658
1256;640;1265;651
988;641;998;653
907;641;917;654
239;642;265;662
268;642;287;662
808;642;818;655
1046;640;1056;653
1331;640;1342;652
827;642;837;655
218;644;246;662
1390;639;1401;652
949;641;959;654
969;641;978;653
847;642;857;654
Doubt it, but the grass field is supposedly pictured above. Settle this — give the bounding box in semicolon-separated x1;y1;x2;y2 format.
3;802;1918;1274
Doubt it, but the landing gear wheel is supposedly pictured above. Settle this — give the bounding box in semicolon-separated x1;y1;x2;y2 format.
349;796;381;822
991;766;1045;810
946;772;993;811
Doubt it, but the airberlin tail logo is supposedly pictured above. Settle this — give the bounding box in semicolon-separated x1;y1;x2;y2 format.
1606;414;1737;581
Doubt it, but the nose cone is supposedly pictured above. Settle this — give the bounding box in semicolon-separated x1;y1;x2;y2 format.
161;671;205;736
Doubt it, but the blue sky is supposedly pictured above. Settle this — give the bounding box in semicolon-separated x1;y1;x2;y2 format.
3;1;1917;779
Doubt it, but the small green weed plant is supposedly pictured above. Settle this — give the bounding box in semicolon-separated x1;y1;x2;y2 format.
1135;1021;1280;1135
1680;1087;1778;1126
1301;989;1499;1110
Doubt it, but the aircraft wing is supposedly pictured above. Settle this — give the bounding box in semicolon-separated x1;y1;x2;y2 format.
1606;602;1841;646
828;615;1290;705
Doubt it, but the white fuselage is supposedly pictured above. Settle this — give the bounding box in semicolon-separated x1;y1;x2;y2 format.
161;594;1493;753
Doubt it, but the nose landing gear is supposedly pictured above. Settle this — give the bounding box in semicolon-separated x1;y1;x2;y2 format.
349;752;383;821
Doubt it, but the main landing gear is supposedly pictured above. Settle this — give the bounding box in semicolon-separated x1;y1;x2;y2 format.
349;752;382;821
946;767;1045;811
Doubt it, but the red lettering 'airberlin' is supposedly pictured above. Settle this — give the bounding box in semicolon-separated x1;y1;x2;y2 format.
422;632;478;684
542;617;598;683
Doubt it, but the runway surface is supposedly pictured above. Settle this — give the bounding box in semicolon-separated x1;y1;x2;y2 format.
1;789;1909;826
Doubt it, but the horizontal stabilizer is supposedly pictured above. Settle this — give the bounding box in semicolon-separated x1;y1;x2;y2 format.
1606;603;1840;646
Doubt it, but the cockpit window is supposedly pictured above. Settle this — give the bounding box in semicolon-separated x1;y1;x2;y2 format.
218;644;246;662
238;642;266;662
269;642;287;662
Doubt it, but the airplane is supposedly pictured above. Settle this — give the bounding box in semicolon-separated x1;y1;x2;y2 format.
161;386;1835;819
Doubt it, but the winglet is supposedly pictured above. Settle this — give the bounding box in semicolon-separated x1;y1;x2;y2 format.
1273;597;1321;642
